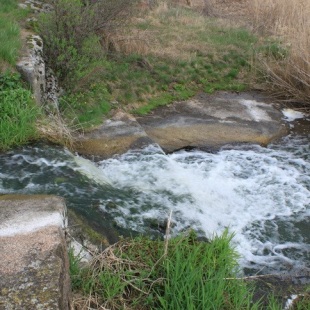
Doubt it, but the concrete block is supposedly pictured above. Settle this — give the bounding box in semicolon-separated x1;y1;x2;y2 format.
0;195;71;310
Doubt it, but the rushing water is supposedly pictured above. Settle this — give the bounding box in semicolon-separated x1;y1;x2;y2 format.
0;134;309;275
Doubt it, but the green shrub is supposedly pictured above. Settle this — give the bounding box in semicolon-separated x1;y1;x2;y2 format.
38;0;138;85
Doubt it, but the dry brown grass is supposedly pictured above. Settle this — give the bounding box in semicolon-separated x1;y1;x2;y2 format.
247;0;310;104
37;112;77;149
118;1;246;62
114;2;211;61
115;0;256;63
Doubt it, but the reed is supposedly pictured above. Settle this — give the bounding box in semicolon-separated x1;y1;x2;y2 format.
248;0;310;104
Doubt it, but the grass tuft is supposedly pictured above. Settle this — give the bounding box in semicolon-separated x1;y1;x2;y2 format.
69;230;263;309
0;72;40;150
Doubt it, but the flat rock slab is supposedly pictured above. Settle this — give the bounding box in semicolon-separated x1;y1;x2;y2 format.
137;92;287;152
0;195;70;310
74;111;156;158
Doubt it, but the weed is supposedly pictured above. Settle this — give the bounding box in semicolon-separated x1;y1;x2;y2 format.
59;87;111;128
0;71;22;90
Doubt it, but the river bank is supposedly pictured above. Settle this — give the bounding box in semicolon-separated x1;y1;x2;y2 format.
1;1;310;308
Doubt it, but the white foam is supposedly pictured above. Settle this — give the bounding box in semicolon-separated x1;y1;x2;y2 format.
282;108;305;122
284;294;299;310
0;140;308;272
73;155;111;185
98;141;310;271
239;99;272;122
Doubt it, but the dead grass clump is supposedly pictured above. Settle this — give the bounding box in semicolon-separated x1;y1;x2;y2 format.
70;238;163;310
37;112;77;149
247;0;310;104
127;4;214;61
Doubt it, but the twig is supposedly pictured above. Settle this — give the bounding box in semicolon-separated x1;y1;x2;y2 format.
164;210;172;257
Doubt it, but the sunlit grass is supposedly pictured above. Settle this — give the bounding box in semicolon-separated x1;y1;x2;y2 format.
39;1;258;125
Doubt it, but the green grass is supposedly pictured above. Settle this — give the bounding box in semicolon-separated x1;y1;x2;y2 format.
0;72;40;150
69;230;263;309
69;230;310;309
0;0;29;68
59;85;111;128
155;230;256;310
0;19;20;65
59;46;251;120
37;1;260;126
0;2;40;151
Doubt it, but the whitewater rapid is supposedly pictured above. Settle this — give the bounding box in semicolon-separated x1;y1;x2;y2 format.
97;136;310;273
0;135;309;274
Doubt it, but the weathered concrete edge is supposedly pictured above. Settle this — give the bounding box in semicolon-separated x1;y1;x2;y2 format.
0;194;71;309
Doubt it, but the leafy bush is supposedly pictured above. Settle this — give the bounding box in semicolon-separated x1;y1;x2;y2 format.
38;0;138;85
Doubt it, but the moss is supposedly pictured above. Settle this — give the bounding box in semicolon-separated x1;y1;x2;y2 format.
68;209;109;247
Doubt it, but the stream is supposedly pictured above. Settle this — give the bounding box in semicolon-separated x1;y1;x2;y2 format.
0;122;309;276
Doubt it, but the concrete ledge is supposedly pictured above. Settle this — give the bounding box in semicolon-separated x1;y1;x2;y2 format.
0;195;71;309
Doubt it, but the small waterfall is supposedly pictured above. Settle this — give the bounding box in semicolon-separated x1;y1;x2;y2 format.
0;135;309;274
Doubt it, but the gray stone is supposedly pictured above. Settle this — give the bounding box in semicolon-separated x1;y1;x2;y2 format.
0;195;71;310
73;111;157;158
17;1;59;109
16;34;46;105
136;91;287;152
19;0;53;13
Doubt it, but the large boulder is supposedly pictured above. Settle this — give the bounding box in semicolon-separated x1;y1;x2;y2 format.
73;111;156;159
0;195;71;310
73;92;287;158
137;92;287;152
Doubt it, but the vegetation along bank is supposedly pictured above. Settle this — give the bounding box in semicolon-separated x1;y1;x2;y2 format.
0;0;309;308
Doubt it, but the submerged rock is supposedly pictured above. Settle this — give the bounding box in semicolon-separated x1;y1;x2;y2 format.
247;271;310;308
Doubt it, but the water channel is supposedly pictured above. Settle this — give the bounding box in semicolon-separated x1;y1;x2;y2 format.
0;116;309;276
